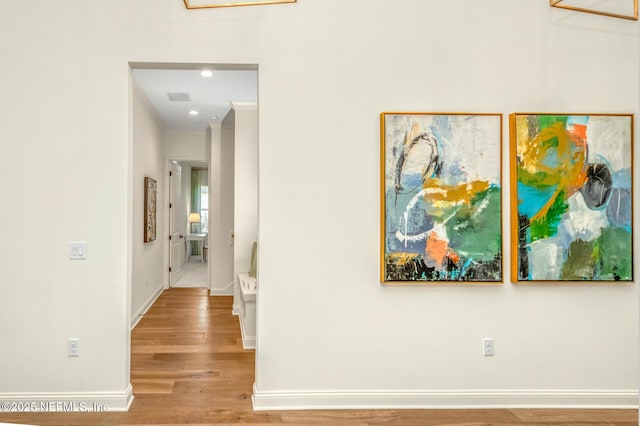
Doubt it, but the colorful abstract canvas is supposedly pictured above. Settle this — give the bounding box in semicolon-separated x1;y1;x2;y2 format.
510;113;633;281
381;113;503;283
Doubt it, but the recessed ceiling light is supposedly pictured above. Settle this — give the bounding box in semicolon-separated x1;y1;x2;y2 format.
200;70;213;78
211;115;218;120
189;110;199;116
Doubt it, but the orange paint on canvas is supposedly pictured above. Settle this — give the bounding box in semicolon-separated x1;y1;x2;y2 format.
447;250;460;265
425;232;448;266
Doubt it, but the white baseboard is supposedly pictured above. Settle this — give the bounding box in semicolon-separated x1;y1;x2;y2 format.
240;315;256;350
0;383;134;412
131;285;164;329
252;385;638;411
210;280;234;296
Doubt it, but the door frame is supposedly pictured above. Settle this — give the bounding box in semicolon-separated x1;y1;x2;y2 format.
128;61;259;403
164;158;211;290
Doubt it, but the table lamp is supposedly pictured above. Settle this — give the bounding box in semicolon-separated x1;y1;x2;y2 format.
189;212;201;234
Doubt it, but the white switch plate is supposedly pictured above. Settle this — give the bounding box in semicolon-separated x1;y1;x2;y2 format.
69;242;87;260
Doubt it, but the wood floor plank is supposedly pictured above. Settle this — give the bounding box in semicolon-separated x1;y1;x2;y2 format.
511;408;636;422
0;288;636;425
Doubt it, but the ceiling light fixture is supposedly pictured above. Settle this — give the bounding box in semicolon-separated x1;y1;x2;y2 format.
200;70;213;78
211;115;218;120
189;110;199;116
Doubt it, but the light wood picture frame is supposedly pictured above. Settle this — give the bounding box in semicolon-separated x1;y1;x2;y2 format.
510;113;634;282
550;0;638;21
381;112;503;284
184;0;296;9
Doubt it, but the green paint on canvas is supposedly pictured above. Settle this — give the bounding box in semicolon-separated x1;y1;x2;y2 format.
561;239;596;280
538;115;568;130
517;167;555;189
529;190;568;242
445;187;501;261
594;227;632;280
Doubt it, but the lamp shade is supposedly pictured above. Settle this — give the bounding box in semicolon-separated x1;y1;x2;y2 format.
188;213;201;223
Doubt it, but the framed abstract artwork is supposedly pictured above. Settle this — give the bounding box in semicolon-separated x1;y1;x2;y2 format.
510;113;633;282
550;0;638;21
381;113;503;283
183;0;296;9
144;177;157;243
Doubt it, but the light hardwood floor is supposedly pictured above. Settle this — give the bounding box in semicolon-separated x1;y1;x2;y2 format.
1;288;636;425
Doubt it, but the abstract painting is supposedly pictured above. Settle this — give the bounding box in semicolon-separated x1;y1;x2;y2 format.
510;113;633;282
144;177;157;243
381;113;503;283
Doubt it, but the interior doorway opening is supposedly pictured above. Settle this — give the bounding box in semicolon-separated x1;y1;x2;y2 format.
168;159;210;289
128;61;259;394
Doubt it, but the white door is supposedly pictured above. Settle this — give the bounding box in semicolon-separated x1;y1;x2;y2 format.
169;162;183;286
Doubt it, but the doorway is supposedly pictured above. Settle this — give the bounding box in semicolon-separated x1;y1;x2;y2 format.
170;160;209;289
128;60;259;331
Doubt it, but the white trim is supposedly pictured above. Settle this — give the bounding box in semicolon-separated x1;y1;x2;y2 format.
240;314;256;349
232;304;240;315
131;285;164;329
251;385;638;411
230;100;257;111
0;384;134;412
210;281;234;296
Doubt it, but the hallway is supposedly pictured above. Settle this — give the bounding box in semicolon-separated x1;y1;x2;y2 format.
0;289;636;425
173;258;208;288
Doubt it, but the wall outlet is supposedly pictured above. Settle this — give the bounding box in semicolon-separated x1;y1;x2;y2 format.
68;338;80;357
482;338;494;356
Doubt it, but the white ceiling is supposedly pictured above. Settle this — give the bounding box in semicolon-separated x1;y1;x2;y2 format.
132;67;258;131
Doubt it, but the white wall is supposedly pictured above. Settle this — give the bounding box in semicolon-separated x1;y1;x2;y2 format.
0;1;140;407
131;80;166;326
0;0;636;411
164;130;209;233
253;1;639;409
165;130;208;160
211;112;236;295
233;104;259;305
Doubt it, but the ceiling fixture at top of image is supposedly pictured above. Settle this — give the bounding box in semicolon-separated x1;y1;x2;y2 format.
189;110;199;116
200;70;213;78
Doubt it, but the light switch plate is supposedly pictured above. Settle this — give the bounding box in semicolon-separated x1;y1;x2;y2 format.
69;242;88;260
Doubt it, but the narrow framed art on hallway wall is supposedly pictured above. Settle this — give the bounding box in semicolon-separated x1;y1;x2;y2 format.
144;176;157;243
